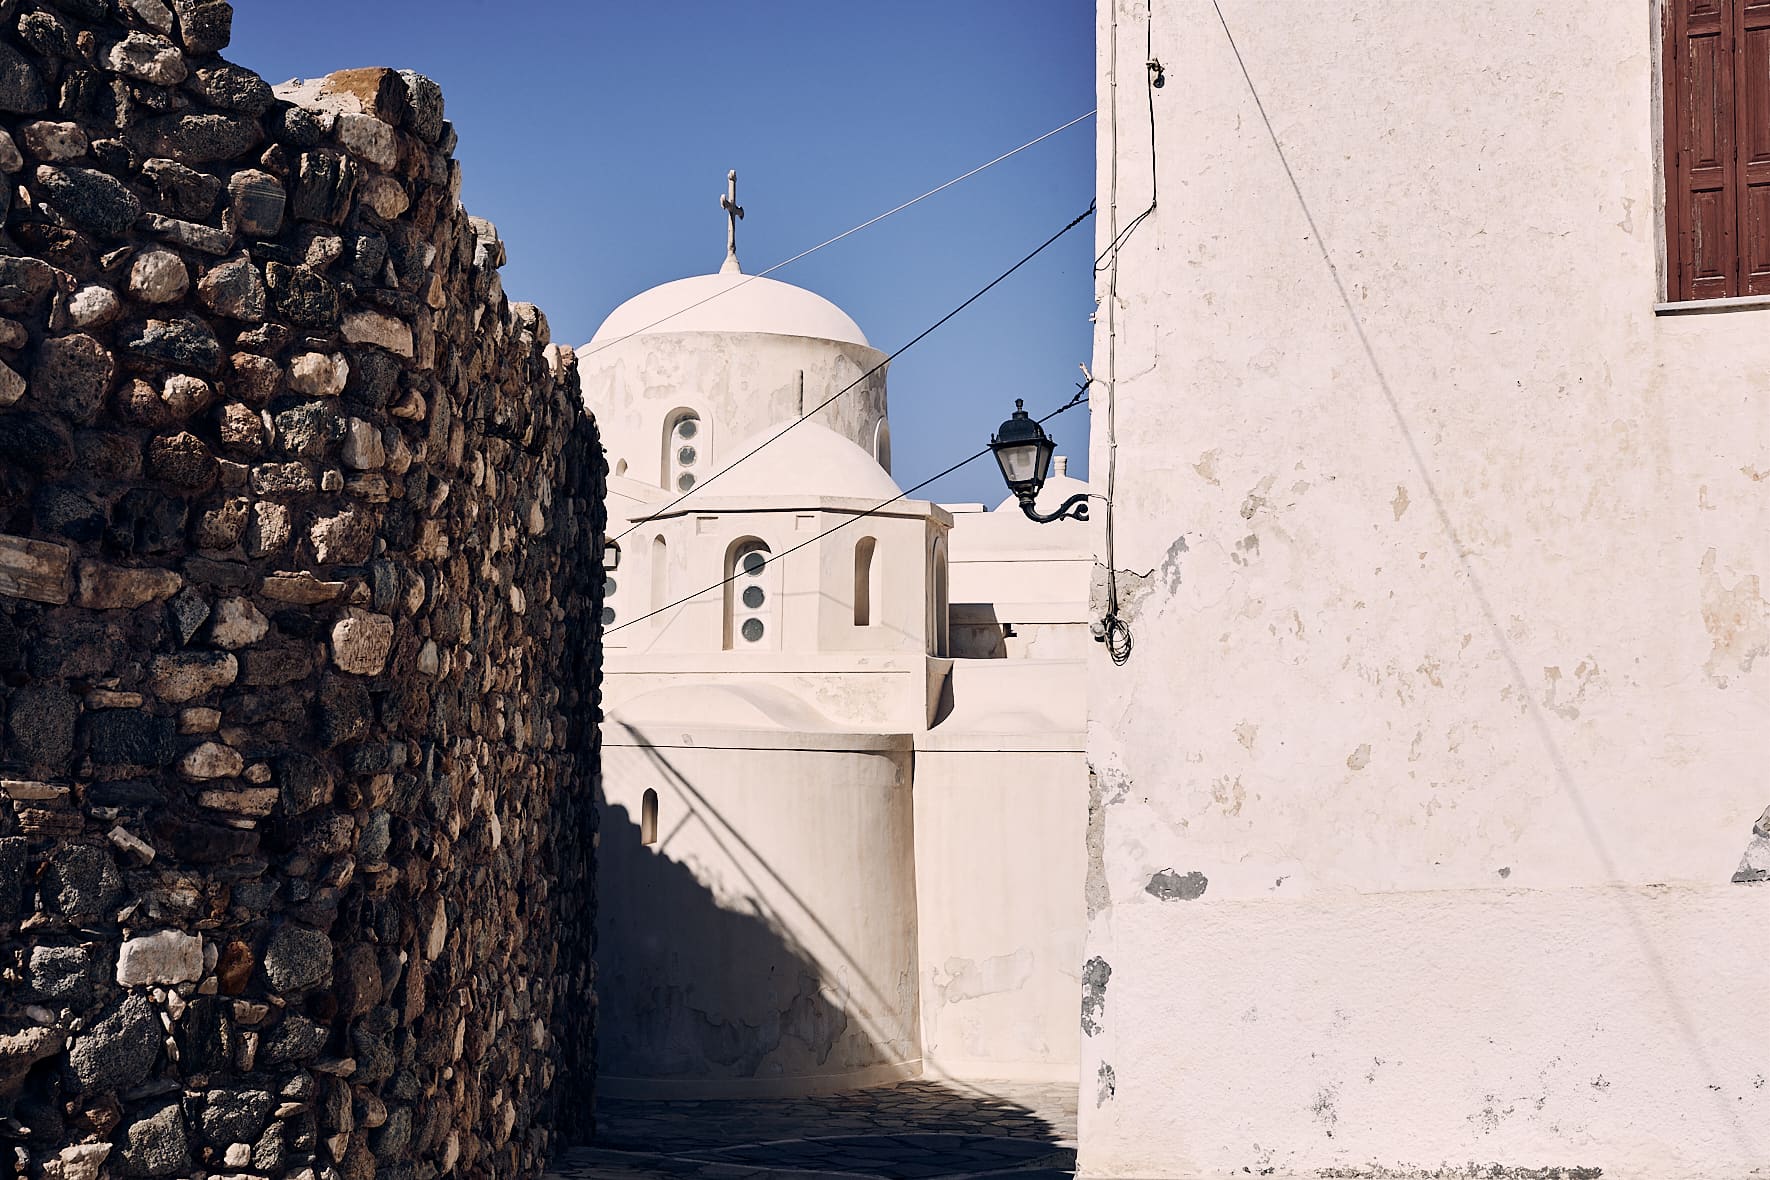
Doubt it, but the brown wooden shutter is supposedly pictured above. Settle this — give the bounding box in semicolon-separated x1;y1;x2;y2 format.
1739;0;1770;293
1667;0;1739;301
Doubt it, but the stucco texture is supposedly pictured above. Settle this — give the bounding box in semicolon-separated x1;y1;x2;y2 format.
1082;1;1770;1176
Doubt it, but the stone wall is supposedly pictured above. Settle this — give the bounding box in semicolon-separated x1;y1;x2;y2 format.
0;3;602;1178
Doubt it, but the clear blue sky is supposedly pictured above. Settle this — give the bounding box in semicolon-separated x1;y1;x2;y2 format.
227;2;1096;505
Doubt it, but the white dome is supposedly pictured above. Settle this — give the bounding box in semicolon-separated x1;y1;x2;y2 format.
587;272;869;348
703;421;902;502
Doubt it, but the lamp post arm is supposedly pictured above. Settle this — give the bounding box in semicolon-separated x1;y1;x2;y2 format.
1018;493;1091;524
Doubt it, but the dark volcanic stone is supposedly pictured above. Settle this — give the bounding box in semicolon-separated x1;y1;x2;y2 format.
0;255;57;311
142;157;224;220
26;944;99;1006
0;43;46;114
261;923;332;991
27;615;117;680
257;1014;326;1066
16;12;72;60
199;1087;273;1146
120;1097;191;1177
150;812;258;862
345;347;399;410
317;676;371;748
32;333;114;424
265;263;339;329
147;430;217;489
68;995;160;1093
269;105;326;150
129;112;261;163
239;642;313;686
85;709;177;767
166;584;210;644
0;412;75;476
291;150;356;225
399;71;445;143
107;489;190;556
274;400;337;458
173;0;234;54
75;431;144;478
0;838;26;921
186;65;271;114
34;485;106;542
43;844;121;920
8;685;78;769
121;317;223;375
175;994;232;1073
84;779;163;807
33;166;141;236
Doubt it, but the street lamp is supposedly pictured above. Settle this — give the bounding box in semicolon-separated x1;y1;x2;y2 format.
989;399;1089;523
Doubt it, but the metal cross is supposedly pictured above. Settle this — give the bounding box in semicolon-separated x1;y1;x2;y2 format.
720;169;744;273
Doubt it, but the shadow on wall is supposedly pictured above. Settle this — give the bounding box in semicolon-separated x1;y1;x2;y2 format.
586;774;1073;1176
594;788;871;1083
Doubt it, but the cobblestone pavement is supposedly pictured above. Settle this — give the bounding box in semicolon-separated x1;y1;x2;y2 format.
545;1079;1077;1179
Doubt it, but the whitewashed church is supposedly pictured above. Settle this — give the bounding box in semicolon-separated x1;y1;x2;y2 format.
577;181;1091;1097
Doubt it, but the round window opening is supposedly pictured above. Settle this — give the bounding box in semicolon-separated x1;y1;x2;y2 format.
677;445;697;466
676;418;698;440
741;551;766;576
604;577;617;597
741;585;764;609
740;618;765;643
601;606;615;626
676;472;696;491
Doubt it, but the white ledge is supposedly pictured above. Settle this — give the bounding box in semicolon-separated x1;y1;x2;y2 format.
1654;294;1770;315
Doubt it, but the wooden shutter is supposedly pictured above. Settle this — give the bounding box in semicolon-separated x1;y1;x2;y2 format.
1667;0;1739;301
1740;0;1770;293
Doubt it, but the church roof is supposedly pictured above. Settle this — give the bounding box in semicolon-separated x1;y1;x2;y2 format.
587;272;870;348
703;420;902;502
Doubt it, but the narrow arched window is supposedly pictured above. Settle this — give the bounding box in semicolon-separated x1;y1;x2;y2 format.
640;788;658;845
662;409;702;492
724;537;778;650
930;536;950;657
853;536;877;627
873;418;892;473
650;534;668;616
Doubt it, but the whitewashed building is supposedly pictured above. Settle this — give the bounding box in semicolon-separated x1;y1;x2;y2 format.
579;202;1093;1096
1082;2;1770;1177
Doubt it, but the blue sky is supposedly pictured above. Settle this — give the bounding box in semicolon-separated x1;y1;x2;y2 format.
227;2;1096;505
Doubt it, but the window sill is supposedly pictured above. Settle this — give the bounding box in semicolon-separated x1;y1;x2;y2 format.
1654;294;1770;315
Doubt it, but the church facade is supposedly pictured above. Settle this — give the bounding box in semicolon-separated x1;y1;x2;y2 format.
577;210;1092;1096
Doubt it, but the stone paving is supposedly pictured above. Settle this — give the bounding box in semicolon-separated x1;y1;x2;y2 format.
545;1079;1078;1179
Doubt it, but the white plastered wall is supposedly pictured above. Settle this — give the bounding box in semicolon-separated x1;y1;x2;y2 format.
1083;1;1770;1176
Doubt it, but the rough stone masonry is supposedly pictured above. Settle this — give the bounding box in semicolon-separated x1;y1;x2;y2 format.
0;2;605;1178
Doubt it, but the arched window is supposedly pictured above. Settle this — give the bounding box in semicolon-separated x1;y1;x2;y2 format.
872;418;892;473
641;788;658;845
929;535;949;657
650;534;668;616
853;536;877;627
662;409;702;492
602;541;620;629
723;537;779;650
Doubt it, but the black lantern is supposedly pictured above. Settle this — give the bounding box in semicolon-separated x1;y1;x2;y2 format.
989;400;1089;523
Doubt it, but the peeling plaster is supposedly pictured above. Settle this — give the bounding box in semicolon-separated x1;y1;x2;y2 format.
1145;868;1209;901
1096;1061;1117;1106
1159;534;1190;591
1699;549;1770;687
1085;770;1111;920
1732;804;1770;884
1080;956;1112;1036
1317;1169;1603;1180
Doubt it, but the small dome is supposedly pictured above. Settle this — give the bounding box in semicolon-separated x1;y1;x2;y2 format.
703;421;902;502
587;272;869;348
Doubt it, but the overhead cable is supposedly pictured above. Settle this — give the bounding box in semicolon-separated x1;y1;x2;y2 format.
605;393;1090;636
606;200;1098;545
578;110;1097;364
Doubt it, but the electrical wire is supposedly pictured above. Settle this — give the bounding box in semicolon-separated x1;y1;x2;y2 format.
606;200;1098;546
578;111;1097;365
606;393;1091;636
